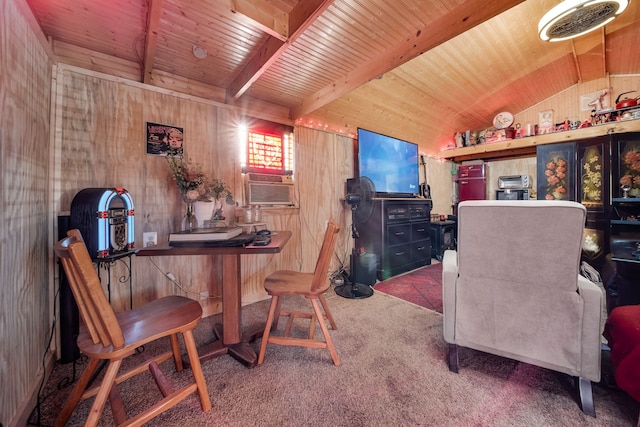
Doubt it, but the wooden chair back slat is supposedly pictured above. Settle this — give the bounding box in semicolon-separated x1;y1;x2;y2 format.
311;219;340;292
54;229;125;348
53;230;211;425
57;254;103;343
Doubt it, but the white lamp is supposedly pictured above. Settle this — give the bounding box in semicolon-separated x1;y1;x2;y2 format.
538;0;629;42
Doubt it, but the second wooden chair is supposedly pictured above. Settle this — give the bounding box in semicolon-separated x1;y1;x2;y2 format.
258;219;341;365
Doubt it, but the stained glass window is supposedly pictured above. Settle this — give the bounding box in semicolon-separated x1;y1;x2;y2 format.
243;124;294;174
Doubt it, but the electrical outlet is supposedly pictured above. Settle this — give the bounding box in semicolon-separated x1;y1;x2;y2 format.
200;290;209;299
166;272;176;281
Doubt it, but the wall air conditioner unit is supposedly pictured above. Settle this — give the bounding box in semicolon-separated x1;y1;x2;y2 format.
244;173;295;206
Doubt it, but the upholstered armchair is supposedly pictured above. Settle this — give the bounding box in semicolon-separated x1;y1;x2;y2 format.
442;200;604;417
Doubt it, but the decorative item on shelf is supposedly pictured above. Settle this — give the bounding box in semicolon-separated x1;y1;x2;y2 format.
614;91;638;110
467;130;478;145
454;131;464;148
538;109;554;135
484;127;515;144
477;129;487;145
525;122;535;136
492;111;514;129
514;123;524;138
619;143;640;197
165;149;234;231
587;88;612;112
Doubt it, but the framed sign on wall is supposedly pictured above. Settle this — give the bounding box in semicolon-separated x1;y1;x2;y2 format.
146;122;184;156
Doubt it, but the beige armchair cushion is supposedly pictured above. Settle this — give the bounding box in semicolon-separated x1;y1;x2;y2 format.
443;200;603;382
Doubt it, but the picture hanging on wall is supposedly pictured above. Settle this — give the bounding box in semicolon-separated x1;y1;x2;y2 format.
146;122;184;156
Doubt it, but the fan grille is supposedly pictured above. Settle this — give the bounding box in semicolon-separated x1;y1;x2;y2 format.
546;2;620;39
354;177;375;223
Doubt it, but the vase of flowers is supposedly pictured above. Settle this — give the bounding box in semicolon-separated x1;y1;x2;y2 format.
182;201;198;231
166;150;234;230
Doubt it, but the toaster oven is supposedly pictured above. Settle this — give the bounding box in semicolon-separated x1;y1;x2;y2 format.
498;175;530;189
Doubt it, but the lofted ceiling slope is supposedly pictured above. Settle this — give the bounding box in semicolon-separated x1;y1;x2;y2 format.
26;0;640;155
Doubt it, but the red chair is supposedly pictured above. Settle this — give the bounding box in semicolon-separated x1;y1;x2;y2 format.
604;305;640;403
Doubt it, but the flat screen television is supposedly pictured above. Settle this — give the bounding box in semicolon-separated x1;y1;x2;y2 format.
357;128;420;198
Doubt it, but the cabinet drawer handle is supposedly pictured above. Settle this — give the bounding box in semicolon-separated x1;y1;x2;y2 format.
394;231;405;236
417;246;425;251
417;228;425;232
395;251;405;256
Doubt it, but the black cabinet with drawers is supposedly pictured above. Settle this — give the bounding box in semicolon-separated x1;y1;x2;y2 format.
356;198;432;280
430;219;456;261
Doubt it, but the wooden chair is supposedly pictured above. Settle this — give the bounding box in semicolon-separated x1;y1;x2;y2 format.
258;219;341;365
54;229;211;427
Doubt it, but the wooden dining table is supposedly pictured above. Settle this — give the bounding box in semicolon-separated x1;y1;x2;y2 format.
136;231;291;368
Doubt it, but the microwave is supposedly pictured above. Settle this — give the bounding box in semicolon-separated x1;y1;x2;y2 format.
496;189;530;200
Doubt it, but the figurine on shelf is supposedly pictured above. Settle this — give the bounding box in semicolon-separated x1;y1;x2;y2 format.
454;131;464;148
621;183;632;198
578;112;594;128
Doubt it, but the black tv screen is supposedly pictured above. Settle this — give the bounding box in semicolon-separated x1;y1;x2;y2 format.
357;128;419;197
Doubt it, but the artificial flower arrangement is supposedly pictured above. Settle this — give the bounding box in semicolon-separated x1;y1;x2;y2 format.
165;150;234;219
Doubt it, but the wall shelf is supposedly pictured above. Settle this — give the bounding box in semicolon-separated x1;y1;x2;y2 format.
439;119;640;163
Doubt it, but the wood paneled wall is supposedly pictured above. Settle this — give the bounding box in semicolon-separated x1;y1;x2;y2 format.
1;0;53;425
421;157;455;216
8;1;637;423
52;66;355;319
514;76;640;128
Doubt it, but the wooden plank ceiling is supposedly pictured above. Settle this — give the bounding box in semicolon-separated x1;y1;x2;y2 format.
26;0;640;155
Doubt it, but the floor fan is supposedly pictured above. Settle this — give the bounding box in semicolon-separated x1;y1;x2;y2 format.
335;176;375;299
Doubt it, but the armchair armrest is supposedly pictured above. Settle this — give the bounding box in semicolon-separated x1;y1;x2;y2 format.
577;274;604;382
442;250;458;343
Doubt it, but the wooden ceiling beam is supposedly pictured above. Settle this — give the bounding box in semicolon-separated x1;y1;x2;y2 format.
226;0;334;102
571;40;583;84
142;0;163;84
291;0;526;119
227;0;289;41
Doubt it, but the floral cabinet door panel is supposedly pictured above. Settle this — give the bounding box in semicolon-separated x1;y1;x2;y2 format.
537;143;575;201
578;136;611;264
615;134;640;198
578;136;610;212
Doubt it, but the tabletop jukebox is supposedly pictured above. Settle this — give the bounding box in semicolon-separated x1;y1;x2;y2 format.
70;187;135;258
